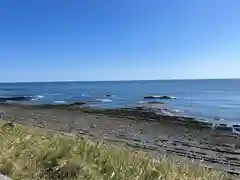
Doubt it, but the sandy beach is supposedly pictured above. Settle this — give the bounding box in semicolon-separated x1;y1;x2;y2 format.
1;103;240;176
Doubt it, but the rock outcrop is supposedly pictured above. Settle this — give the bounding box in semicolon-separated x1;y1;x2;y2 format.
144;95;176;100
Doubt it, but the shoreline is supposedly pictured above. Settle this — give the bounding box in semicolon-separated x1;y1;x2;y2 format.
0;103;240;175
0;94;238;126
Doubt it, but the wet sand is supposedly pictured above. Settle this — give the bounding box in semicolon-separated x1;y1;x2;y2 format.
0;103;240;176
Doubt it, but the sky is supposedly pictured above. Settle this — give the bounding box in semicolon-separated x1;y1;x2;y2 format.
0;0;239;82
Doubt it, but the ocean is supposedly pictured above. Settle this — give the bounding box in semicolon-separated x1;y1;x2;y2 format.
0;79;240;124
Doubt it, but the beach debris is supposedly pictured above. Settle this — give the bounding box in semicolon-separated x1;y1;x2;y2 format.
144;95;176;100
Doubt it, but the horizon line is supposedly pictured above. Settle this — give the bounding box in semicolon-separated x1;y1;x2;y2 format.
0;78;240;83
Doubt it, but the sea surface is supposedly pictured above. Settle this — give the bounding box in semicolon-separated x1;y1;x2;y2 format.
0;79;240;124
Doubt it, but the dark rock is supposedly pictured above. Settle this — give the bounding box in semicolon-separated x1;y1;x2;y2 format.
225;169;240;176
213;124;232;132
225;156;240;161
144;96;162;99
132;138;141;142
233;125;240;128
72;102;86;106
144;95;176;100
89;124;96;128
0;96;32;102
219;123;227;127
160;95;176;100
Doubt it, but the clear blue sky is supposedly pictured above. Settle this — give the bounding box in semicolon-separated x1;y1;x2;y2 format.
0;0;239;82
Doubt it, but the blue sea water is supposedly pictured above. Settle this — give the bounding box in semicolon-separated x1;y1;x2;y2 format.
0;79;240;124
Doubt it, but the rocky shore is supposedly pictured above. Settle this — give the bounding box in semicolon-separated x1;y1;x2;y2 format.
0;103;240;176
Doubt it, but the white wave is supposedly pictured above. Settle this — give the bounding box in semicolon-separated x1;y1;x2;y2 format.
36;95;44;99
172;109;182;113
96;99;113;103
31;95;44;101
53;100;67;104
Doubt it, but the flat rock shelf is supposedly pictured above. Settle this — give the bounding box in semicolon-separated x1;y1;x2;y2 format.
0;103;240;177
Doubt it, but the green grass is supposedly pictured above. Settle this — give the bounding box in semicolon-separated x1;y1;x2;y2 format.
0;122;227;180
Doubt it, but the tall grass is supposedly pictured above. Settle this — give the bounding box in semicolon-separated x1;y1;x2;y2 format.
0;122;227;180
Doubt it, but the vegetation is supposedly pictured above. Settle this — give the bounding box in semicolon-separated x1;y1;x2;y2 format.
0;122;227;180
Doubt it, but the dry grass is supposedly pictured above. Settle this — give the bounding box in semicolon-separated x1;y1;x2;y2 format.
0;122;228;180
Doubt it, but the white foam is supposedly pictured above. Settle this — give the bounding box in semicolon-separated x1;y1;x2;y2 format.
31;95;44;101
96;99;113;103
53;100;67;104
36;95;44;99
173;109;182;113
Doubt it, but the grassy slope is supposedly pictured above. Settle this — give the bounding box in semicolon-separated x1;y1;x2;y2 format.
0;122;227;180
